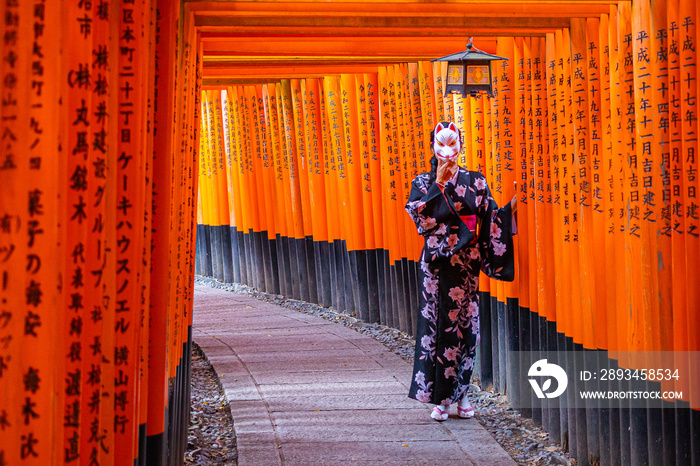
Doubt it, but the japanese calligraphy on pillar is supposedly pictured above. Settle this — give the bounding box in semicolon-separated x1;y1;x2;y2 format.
319;80;339;244
378;67;401;262
433;61;445;120
571;17;596;348
585;17;608;348
365;73;384;251
303;79;328;243
417;62;435;173
81;0;115;463
64;0;96;462
115;0;147;461
355;75;376;250
677;0;699;366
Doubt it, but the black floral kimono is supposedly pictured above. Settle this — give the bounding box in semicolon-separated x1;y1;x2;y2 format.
405;167;515;406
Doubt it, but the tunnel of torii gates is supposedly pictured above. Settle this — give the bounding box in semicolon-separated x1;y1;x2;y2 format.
0;0;700;465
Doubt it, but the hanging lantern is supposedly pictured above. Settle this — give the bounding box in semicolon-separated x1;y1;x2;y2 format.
433;38;507;98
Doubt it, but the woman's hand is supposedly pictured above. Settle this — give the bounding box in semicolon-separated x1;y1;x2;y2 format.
510;181;517;214
436;159;458;187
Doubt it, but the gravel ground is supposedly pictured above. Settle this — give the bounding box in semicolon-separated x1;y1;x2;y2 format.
191;276;574;465
185;343;238;466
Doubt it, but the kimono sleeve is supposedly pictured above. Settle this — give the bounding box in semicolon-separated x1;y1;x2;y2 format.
476;178;515;282
405;175;471;263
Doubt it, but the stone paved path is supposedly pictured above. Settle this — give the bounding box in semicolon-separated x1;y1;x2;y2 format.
193;285;516;466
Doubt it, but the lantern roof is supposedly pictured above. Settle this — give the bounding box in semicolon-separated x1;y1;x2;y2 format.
432;41;508;62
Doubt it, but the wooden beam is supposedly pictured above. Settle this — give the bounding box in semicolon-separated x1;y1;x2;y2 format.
199;36;499;57
195;25;556;37
194;15;573;31
186;1;613;18
202;64;386;79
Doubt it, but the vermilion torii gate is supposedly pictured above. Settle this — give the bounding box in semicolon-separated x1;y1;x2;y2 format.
1;1;699;465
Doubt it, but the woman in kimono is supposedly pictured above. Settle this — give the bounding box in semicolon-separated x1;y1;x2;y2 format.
405;122;516;421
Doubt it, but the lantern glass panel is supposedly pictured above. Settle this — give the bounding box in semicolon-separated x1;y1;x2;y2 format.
446;63;464;85
466;65;490;85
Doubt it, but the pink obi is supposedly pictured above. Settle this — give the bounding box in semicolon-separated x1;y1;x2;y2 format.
460;215;477;241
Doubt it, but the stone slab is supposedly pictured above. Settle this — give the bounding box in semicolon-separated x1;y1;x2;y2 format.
264;394;423;412
249;368;401;386
258;380;407;398
234;347;367;362
243;357;385;374
281;440;474;464
275;423;454;443
271;407;431;427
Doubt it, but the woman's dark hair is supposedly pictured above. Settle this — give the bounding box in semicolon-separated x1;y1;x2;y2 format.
427;155;439;183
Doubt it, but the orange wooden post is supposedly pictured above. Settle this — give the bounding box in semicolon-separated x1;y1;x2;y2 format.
418;61;437;136
293;78;315;300
293;79;312;248
291;78;313;253
244;85;265;288
114;1;151;461
319;78;341;308
433;61;446;124
531;36;555;324
149;0;183;453
237;85;252;279
198;94;212;275
605;4;626;353
407;63;425;261
483;72;497;297
496;37;518;305
598;11;615;351
627;0;652;354
90;1;120;461
265;84;288;292
355;76;376;254
250;85;269;286
515;37;533;316
442;64;455;122
0;1;64;463
395;64;417;284
360;73;384;321
340;74;366;257
223;88;242;283
677;0;699;408
562;27;583;346
522;37;541;320
0;1;23;460
391;64;410;275
366;73;385;255
279;80;304;297
549;30;568;338
340;73;368;315
258;84;278;264
252;86;275;292
331;74;357;309
647;0;674;356
616;0;635;356
584;17;608;349
469;95;493;296
378;66;400;327
453;93;468;167
202;91;220;278
62;1;94;462
570;17;596;349
211;90;231;282
228;86;245;240
302;78;329;303
213;90;232;238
